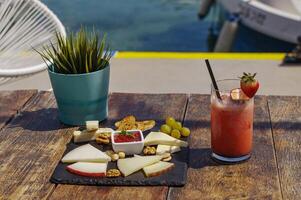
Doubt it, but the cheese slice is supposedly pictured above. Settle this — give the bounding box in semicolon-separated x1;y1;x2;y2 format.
117;155;162;177
143;161;174;177
66;162;107;177
144;132;188;147
61;144;111;163
86;120;99;131
73;128;113;143
73;130;95;143
156;144;181;155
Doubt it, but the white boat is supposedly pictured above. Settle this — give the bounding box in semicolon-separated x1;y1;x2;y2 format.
218;0;301;44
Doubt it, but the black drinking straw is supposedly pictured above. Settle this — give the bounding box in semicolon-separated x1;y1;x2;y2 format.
205;59;222;100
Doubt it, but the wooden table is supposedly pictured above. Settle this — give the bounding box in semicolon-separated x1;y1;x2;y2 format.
0;90;300;200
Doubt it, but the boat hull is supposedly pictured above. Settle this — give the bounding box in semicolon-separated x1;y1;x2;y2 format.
219;0;301;44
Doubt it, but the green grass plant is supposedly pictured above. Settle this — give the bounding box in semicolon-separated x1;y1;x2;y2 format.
36;28;112;74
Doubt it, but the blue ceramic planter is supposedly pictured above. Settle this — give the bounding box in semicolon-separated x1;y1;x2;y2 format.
48;65;110;125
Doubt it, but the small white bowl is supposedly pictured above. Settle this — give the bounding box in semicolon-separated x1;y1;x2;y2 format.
111;130;144;155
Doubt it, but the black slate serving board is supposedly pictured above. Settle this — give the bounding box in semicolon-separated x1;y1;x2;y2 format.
51;135;188;186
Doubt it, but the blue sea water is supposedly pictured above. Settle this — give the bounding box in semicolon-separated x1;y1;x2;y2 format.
42;0;295;52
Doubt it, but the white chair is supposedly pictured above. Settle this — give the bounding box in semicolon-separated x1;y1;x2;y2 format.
0;0;66;85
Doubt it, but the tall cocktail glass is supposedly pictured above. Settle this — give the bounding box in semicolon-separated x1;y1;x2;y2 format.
211;79;254;163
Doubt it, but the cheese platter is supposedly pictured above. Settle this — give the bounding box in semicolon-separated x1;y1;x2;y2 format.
50;116;190;186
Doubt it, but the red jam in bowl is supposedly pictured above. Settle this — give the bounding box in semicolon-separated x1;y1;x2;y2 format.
114;131;142;143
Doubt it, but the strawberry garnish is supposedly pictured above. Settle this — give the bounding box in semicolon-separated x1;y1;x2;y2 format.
240;72;259;98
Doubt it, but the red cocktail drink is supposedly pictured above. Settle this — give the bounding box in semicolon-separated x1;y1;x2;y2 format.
211;79;254;163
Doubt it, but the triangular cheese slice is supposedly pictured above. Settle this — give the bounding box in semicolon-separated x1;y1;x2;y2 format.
143;161;174;177
117;155;162;177
66;162;107;177
61;144;111;163
156;144;181;155
144;132;188;147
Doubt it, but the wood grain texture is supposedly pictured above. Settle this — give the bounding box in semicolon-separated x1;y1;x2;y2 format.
0;90;37;129
0;91;75;200
169;95;282;200
50;93;188;200
268;96;301;200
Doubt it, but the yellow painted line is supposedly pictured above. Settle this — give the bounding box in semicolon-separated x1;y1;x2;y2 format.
115;52;285;60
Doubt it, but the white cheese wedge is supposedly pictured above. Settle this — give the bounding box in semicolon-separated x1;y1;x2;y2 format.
117;155;162;177
73;128;114;143
144;132;188;147
66;162;107;177
73;130;95;143
143;161;174;177
86;120;99;131
61;144;111;163
156;144;181;155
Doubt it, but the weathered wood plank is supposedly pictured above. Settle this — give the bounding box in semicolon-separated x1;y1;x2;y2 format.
169;95;282;200
268;96;301;200
0;91;75;200
50;93;188;200
0;90;37;129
